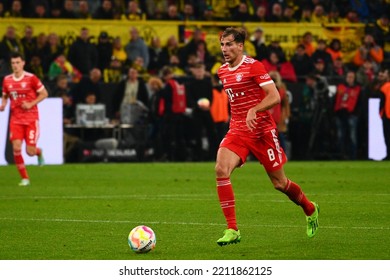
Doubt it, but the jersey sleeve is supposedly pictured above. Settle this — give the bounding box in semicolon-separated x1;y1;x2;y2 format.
31;75;45;92
251;61;274;87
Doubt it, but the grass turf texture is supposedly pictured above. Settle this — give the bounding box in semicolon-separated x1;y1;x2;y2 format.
0;161;389;260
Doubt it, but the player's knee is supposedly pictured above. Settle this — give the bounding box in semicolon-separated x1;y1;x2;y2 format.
215;163;230;178
271;177;287;192
26;148;36;157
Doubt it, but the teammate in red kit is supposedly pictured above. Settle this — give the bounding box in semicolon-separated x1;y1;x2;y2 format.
0;52;48;186
215;27;319;246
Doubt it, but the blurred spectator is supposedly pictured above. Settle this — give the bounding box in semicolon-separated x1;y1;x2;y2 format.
78;0;92;19
96;31;113;72
61;91;81;163
93;0;115;19
327;6;345;23
300;31;315;57
312;58;331;77
345;9;360;23
250;27;268;61
210;74;229;146
122;0;145;20
365;14;390;67
356;59;376;88
232;2;251;22
131;56;149;81
158;35;181;67
268;2;283;22
21;25;37;65
267;40;287;62
326;38;343;62
68;27;98;75
168;54;186;78
70;68;102;105
112;36;127;64
30;3;49;18
290;44;314;82
311;39;333;73
4;0;23;18
282;5;296;22
349;0;369;22
311;4;327;23
208;0;237;21
201;5;216;21
144;0;168;20
193;40;215;72
186;63;217;161
299;6;312;22
182;3;196;21
353;33;384;69
158;66;188;161
125;27;149;69
34;32;49;65
48;54;82;83
164;4;182;20
180;29;205;65
103;56;123;83
60;0;77;18
26;55;45;81
261;51;297;83
0;2;5;17
251;5;267;22
378;68;390;160
0;26;24;61
51;74;72;97
112;67;149;121
146;76;165;159
49;3;62;18
45;32;65;72
334;70;362;159
268;70;291;152
329;57;349;85
148;36;163;74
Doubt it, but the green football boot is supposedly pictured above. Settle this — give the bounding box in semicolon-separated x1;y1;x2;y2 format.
38;150;45;166
306;202;319;238
217;229;241;246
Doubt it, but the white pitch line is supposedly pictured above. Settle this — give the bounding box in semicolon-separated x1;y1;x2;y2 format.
0;217;389;231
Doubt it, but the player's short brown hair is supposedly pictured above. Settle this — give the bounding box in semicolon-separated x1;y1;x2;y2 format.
221;27;246;44
10;52;25;61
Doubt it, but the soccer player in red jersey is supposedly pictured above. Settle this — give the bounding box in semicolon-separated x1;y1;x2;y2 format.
215;27;319;246
0;52;48;186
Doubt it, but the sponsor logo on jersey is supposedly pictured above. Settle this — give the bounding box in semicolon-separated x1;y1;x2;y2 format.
260;73;270;80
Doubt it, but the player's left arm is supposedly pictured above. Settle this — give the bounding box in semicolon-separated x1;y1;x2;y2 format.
246;82;280;130
21;87;49;110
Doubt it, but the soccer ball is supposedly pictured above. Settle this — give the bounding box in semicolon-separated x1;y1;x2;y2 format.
128;225;156;253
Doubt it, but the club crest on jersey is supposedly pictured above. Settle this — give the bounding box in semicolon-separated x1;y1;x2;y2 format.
236;73;243;82
21;82;27;88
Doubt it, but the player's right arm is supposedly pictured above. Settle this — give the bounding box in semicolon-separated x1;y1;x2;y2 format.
0;80;9;112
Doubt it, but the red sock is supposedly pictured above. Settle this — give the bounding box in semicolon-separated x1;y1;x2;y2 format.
217;177;238;230
13;150;29;179
282;179;315;216
36;147;41;157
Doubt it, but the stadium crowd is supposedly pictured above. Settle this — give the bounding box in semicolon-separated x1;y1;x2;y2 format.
1;0;390;162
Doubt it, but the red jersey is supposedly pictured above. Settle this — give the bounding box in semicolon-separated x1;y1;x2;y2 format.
217;55;276;138
2;71;45;124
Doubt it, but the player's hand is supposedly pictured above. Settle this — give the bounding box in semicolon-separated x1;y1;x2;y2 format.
0;105;5;112
21;101;33;110
246;108;258;131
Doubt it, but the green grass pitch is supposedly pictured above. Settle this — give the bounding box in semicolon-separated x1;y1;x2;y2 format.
0;161;389;260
